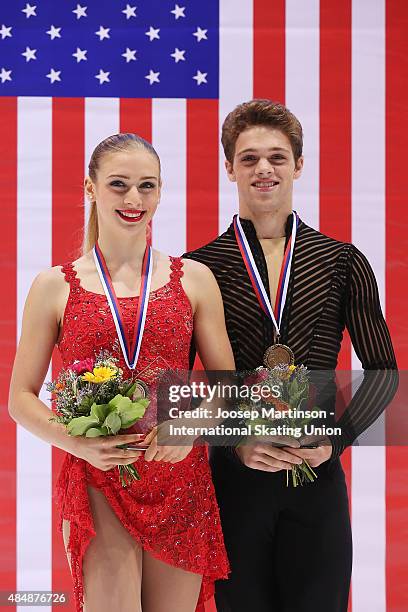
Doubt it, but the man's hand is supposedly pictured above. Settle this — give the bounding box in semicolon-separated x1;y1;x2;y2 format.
286;437;333;468
235;438;304;473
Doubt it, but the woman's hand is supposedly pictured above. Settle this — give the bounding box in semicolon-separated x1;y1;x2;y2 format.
143;425;195;464
71;433;146;471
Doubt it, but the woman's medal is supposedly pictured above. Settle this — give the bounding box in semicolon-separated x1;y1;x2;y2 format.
93;241;153;395
132;379;149;400
233;213;298;369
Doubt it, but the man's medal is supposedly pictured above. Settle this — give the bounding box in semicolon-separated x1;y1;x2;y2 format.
233;213;298;368
93;241;153;396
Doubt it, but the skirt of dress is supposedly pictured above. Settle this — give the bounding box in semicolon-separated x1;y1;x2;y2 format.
54;448;230;612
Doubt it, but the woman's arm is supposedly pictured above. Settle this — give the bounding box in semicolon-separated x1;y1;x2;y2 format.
8;268;77;451
144;260;236;461
183;258;235;371
9;268;143;469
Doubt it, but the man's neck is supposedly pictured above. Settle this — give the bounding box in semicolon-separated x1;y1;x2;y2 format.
239;206;292;239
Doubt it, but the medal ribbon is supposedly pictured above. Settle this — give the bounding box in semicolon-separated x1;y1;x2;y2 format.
93;242;153;370
233;212;298;337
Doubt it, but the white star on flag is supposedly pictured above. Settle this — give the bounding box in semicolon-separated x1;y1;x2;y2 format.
95;26;110;41
22;47;37;62
0;68;12;83
46;25;61;40
122;4;137;19
0;25;12;40
171;4;185;20
73;4;87;19
145;26;160;42
193;70;207;85
95;69;110;84
72;48;87;63
193;27;208;42
145;69;160;85
122;48;137;62
22;3;37;18
46;68;61;83
171;48;185;63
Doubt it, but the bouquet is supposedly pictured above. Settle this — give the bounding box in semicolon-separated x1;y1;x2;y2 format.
243;364;319;487
47;348;149;486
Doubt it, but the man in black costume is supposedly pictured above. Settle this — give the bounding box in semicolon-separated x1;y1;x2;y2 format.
184;99;397;612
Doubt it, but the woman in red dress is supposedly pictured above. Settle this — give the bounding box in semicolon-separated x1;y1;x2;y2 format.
8;134;233;612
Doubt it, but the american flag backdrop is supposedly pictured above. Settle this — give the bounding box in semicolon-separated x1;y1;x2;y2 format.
0;1;407;611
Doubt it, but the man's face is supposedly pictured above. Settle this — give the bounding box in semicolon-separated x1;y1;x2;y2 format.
225;125;303;216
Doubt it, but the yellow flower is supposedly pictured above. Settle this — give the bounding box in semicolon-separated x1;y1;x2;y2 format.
82;366;117;384
279;364;297;380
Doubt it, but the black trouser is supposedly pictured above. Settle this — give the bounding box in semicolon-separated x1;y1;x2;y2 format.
210;448;352;612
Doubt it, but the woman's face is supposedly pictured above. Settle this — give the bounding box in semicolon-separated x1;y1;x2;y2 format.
86;147;161;235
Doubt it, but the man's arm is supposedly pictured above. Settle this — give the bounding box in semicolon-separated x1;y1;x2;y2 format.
330;245;398;459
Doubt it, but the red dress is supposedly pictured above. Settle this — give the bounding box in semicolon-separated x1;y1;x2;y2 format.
55;257;229;611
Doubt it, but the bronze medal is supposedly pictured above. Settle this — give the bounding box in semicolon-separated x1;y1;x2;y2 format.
263;344;295;369
132;379;149;400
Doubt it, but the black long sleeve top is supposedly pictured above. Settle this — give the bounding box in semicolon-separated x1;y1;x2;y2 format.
184;214;398;460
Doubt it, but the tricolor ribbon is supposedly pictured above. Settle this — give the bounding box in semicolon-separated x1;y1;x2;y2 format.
93;242;153;370
233;212;298;337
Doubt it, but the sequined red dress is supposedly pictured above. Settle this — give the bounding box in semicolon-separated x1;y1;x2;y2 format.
55;257;229;612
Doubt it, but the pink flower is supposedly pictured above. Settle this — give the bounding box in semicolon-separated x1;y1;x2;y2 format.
245;368;269;387
71;358;95;375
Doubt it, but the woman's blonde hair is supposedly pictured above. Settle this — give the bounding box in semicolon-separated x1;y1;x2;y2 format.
83;133;160;253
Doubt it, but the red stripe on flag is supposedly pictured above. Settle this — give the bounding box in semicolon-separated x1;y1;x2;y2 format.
386;1;408;609
0;97;17;610
120;99;153;241
51;98;85;610
120;99;152;141
319;0;352;372
320;6;352;609
186;100;219;370
186;100;219;251
52;99;85;263
253;0;285;101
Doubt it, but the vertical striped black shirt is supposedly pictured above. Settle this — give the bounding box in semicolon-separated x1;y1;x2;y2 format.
184;215;398;459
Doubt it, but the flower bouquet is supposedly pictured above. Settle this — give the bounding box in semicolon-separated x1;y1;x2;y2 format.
243;364;319;487
47;348;149;486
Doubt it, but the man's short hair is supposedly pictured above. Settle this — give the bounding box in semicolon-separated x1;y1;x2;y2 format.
221;99;303;164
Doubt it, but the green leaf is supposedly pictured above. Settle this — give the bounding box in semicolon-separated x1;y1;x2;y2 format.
108;394;132;411
79;396;94;410
289;379;299;396
134;398;149;411
123;382;137;397
67;416;100;436
90;402;111;423
85;427;108;437
104;411;122;434
119;399;149;428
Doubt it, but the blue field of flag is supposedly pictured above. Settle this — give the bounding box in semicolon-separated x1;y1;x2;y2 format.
0;0;219;98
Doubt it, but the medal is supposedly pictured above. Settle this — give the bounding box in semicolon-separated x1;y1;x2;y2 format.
93;241;152;393
132;379;149;400
233;213;299;368
263;344;294;369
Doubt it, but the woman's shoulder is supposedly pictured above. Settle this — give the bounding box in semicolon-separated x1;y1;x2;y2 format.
152;249;211;278
180;257;215;282
32;265;67;291
30;253;90;293
22;266;71;321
